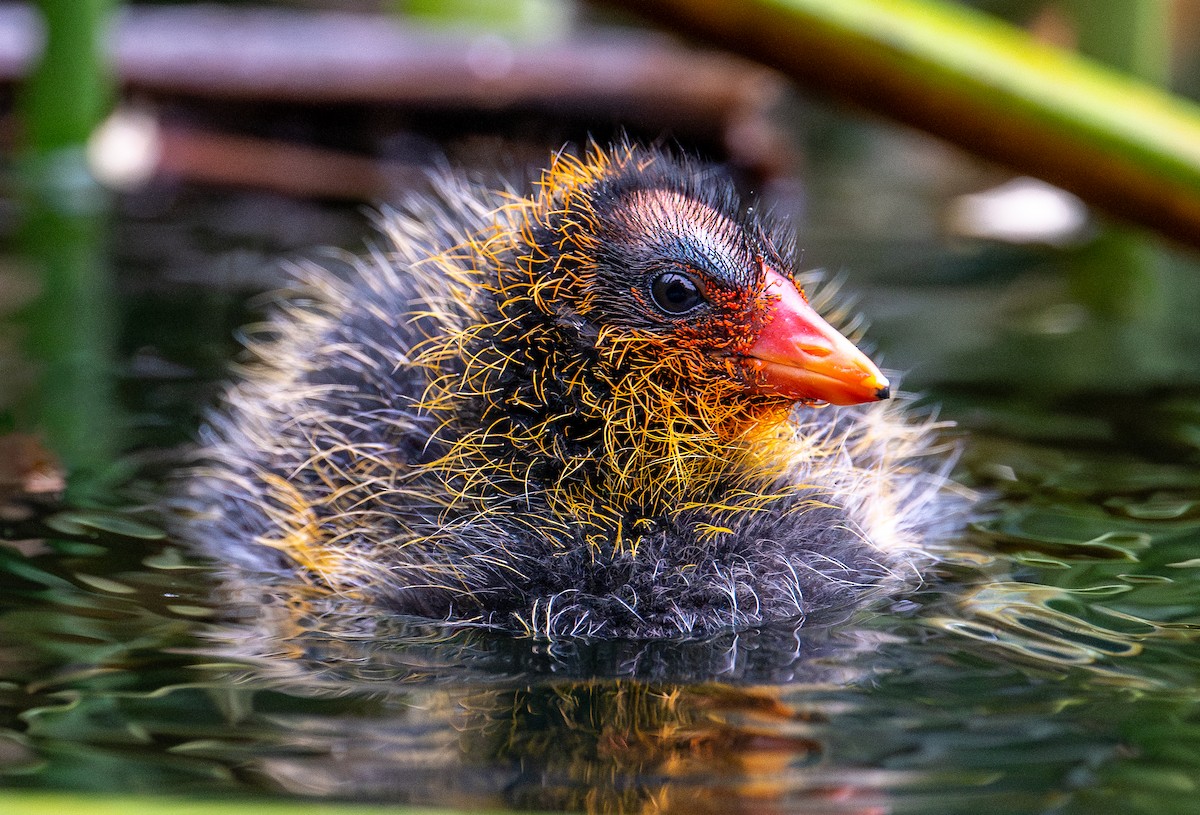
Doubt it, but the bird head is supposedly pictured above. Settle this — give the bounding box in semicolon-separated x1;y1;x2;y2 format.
503;144;889;418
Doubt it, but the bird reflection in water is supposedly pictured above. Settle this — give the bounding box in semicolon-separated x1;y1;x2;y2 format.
191;589;898;815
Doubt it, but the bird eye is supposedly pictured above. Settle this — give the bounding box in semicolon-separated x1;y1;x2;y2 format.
649;270;706;315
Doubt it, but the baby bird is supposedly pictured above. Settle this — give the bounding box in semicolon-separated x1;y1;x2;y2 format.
185;142;963;639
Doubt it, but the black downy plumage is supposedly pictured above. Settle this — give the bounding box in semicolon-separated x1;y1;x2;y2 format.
181;142;968;638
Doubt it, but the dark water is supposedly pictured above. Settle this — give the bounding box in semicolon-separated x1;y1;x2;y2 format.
3;168;1200;815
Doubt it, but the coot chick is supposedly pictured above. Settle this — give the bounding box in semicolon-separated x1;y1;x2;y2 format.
184;142;964;638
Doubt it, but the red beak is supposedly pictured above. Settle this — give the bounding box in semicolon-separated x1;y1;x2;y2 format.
743;269;890;406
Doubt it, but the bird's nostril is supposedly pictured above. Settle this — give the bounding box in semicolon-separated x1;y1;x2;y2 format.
800;344;832;358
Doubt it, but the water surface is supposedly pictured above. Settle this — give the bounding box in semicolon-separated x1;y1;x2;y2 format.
2;169;1200;815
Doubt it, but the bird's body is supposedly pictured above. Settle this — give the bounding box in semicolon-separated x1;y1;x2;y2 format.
185;143;965;639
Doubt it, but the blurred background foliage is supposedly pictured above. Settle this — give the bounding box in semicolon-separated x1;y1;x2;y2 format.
5;0;1200;489
4;2;1200;814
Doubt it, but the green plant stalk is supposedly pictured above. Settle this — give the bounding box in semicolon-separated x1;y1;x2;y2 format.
16;0;121;500
23;0;115;150
603;0;1200;250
